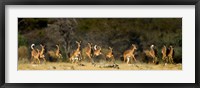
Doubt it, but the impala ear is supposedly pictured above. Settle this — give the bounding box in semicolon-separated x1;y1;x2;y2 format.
132;44;136;48
110;47;113;50
97;46;101;49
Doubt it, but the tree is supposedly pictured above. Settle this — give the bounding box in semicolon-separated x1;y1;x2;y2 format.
46;18;78;59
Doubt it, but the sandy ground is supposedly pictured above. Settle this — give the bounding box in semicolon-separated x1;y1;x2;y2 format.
18;61;182;70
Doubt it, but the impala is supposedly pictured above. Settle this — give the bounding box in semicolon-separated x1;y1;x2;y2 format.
85;43;94;63
39;44;46;63
150;45;157;63
93;45;102;57
161;45;167;63
123;44;137;64
56;44;63;61
30;44;40;64
69;41;82;63
144;45;158;64
106;47;115;63
167;45;174;64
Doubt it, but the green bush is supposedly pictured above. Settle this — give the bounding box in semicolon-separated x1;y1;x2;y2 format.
18;34;28;47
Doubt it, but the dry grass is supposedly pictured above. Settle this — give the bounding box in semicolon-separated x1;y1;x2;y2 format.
18;46;29;59
18;61;182;70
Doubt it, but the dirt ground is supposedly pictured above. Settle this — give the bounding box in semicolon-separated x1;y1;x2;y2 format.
18;61;182;70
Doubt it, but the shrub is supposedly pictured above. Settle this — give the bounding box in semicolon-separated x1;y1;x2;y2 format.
18;34;28;47
18;46;29;63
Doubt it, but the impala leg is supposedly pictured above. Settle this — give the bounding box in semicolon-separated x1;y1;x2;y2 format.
112;57;115;64
165;57;168;63
153;56;156;64
154;55;156;63
131;54;137;63
35;58;40;64
86;55;89;62
59;55;62;62
162;56;165;62
83;56;86;61
127;57;130;64
105;57;107;62
124;57;126;63
170;57;174;64
89;55;94;64
31;59;35;64
31;57;34;64
71;59;74;64
43;57;46;63
169;57;171;64
69;57;72;62
113;59;116;64
111;57;114;63
32;57;37;64
71;59;73;64
163;56;167;63
38;58;41;64
166;57;169;63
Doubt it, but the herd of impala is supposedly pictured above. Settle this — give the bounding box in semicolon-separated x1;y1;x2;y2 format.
30;41;175;65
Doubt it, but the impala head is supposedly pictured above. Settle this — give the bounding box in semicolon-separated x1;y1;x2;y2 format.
40;44;45;48
163;45;166;48
169;45;173;48
98;46;101;50
98;46;102;55
76;41;81;44
88;43;91;47
109;47;113;51
31;44;35;50
76;41;81;47
132;44;137;50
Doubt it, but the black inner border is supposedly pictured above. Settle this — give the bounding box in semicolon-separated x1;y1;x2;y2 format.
0;0;199;88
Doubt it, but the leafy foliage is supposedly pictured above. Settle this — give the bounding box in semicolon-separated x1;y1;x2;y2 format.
18;33;28;47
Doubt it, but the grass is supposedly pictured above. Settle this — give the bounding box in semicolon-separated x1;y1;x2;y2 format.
18;60;182;70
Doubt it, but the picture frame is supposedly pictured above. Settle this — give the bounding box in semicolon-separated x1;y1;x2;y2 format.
0;0;199;88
